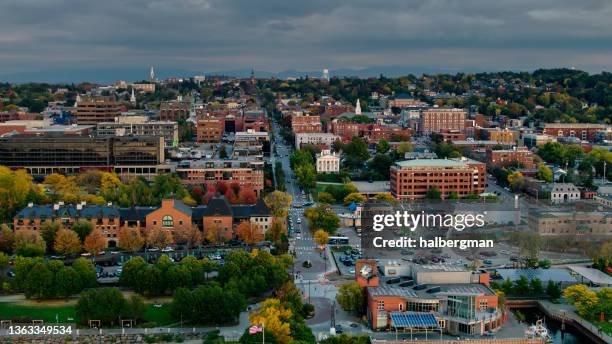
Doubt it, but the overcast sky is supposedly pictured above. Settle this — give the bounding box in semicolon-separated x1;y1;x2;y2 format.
1;0;612;82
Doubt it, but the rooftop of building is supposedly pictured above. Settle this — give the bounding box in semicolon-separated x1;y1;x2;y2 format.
452;140;499;145
352;181;390;193
16;196;271;221
366;283;494;299
544;123;608;128
394;157;483;168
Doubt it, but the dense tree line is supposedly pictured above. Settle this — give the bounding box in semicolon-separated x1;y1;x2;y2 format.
12;257;97;299
120;255;219;295
75;288;146;326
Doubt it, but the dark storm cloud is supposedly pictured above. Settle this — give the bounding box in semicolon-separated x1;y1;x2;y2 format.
0;0;611;81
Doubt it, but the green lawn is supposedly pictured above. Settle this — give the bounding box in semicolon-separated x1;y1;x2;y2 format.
0;302;76;323
313;182;342;202
0;302;174;326
143;304;174;326
592;321;612;336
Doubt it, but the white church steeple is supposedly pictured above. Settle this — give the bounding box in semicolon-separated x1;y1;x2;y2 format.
355;99;362;115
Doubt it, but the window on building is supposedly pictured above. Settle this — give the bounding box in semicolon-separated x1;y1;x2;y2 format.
162;215;174;228
377;300;384;310
479;299;488;311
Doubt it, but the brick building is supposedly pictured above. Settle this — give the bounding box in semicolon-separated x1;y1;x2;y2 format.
14;197;273;248
331;120;410;143
543;123;608;142
419;108;467;134
356;260;502;335
390;158;486;200
196;116;225;143
13;202;121;246
291;114;322;133
176;159;265;197
486;147;536;169
480;128;519;145
74;98;122;124
160;100;191;121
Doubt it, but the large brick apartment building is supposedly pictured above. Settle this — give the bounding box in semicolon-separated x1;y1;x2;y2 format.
196;115;225;143
419;108;467;134
176;159;265;197
13;197;273;247
390;158;486;199
485;147;537;169
291;114;322;133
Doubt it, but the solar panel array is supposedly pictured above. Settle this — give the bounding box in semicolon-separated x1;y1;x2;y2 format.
390;311;439;329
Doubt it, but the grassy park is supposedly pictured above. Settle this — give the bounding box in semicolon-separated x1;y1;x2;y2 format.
0;298;174;327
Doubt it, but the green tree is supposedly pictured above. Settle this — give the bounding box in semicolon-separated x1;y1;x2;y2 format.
343;136;370;169
376;140;390;154
72;220;93;243
536;163;553;183
304;204;340;234
72;257;97;288
75;288;128;326
529;278;544;295
0;225;15;254
396;141;413;155
336;281;365;316
41;222;60;253
426;187;441;199
546;281;561;300
317;192;336;204
514;276;530;296
295;163;316;191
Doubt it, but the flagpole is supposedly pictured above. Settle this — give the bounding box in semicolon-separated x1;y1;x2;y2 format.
262;322;265;344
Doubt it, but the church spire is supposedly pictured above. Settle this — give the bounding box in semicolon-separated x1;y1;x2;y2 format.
355;99;362;115
130;88;136;103
149;65;155;82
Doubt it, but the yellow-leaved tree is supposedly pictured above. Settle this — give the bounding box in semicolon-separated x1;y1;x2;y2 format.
249;298;293;344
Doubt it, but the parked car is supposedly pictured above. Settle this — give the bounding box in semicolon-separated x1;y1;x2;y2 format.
162;247;174;252
334;325;343;334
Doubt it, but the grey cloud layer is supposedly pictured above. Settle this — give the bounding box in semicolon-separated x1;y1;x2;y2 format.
1;0;611;78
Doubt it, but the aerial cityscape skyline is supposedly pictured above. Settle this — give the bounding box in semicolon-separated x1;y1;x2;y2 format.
0;1;611;343
1;0;612;82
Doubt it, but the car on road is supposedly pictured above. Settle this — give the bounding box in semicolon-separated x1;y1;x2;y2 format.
334;325;343;334
297;218;302;224
148;247;160;252
81;252;91;257
348;268;355;275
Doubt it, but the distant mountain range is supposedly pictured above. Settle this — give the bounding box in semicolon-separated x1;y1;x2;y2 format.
0;65;509;84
